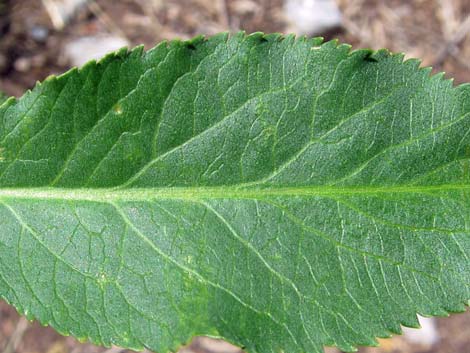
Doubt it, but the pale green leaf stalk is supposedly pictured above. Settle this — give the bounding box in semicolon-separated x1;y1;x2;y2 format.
0;32;469;353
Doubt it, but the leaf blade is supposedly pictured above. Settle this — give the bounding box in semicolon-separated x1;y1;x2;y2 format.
0;33;469;353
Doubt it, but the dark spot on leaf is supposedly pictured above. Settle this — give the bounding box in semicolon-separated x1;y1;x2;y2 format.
186;43;197;50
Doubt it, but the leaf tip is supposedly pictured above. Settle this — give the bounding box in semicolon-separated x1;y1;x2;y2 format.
262;32;284;42
186;34;208;49
247;31;266;42
0;95;16;108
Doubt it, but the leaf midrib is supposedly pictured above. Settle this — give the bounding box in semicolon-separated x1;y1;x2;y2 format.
0;184;468;202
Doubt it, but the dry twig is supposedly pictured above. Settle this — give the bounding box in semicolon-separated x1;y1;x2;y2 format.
434;14;470;66
1;317;29;353
87;0;128;40
218;0;231;29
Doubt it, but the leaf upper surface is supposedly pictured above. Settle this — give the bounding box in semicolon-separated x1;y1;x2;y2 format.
0;32;469;353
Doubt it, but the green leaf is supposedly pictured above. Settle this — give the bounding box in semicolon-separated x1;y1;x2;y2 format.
0;32;469;353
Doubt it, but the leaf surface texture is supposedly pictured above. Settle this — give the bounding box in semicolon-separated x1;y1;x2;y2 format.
0;33;469;353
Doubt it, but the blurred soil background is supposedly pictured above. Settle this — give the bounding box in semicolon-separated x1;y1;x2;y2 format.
0;0;469;352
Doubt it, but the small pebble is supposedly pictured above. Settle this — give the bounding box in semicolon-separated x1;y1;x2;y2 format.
30;25;49;43
285;0;342;36
14;57;31;72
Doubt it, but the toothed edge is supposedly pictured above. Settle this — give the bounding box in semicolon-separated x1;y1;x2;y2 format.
0;31;468;353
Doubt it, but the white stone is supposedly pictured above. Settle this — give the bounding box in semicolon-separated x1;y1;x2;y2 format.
64;36;129;67
284;0;342;36
402;315;440;346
